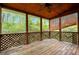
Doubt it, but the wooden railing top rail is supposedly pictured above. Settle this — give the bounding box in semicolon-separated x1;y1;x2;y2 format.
0;31;78;35
0;33;26;35
0;31;50;35
50;31;78;33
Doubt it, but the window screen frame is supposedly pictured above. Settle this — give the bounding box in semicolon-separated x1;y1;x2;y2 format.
28;14;41;32
42;18;49;31
1;8;26;34
61;13;78;32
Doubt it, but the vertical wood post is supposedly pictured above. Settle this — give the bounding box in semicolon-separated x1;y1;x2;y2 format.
49;19;51;39
26;13;29;44
0;6;1;52
40;17;42;41
78;12;79;45
59;17;61;41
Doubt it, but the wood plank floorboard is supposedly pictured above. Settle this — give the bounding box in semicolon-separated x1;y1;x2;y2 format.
0;39;79;55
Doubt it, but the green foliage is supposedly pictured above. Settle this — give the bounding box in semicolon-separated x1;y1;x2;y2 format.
42;19;49;31
28;15;40;32
2;9;49;33
2;21;26;33
28;16;49;32
62;25;78;32
2;8;26;34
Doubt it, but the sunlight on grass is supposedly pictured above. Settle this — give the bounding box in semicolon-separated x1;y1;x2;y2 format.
62;25;78;32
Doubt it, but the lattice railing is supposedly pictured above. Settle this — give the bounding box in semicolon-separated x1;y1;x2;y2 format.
61;32;72;43
42;31;49;39
0;31;78;51
72;32;78;44
61;32;78;44
50;31;78;44
28;32;40;43
50;31;60;40
0;33;27;51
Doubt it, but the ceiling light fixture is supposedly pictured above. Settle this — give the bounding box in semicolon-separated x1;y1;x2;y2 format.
39;3;52;12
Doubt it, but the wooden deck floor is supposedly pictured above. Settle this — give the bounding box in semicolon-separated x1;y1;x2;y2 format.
0;39;79;55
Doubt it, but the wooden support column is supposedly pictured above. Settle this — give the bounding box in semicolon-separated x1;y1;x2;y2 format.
49;19;51;39
78;12;79;45
26;13;29;44
59;17;61;41
40;17;42;41
0;6;1;52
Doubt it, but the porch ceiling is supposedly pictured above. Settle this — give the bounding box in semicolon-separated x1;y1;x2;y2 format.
0;3;79;19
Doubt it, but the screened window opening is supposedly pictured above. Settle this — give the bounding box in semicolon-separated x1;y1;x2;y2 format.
61;13;78;32
42;18;49;31
1;8;26;34
50;18;59;31
28;15;40;32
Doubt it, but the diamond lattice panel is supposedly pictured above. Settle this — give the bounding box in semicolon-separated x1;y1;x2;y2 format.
50;31;59;40
42;32;49;40
61;32;73;43
28;32;40;43
1;33;27;51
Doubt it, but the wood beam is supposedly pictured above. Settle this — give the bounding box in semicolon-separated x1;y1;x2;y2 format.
40;17;42;41
26;13;29;44
78;12;79;45
0;6;1;52
49;19;51;38
59;17;61;41
0;6;1;34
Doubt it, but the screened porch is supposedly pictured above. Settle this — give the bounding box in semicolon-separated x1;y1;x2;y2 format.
0;3;79;55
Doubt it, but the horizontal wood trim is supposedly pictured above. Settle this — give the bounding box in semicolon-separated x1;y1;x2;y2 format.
1;31;78;35
0;33;26;35
50;31;78;33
